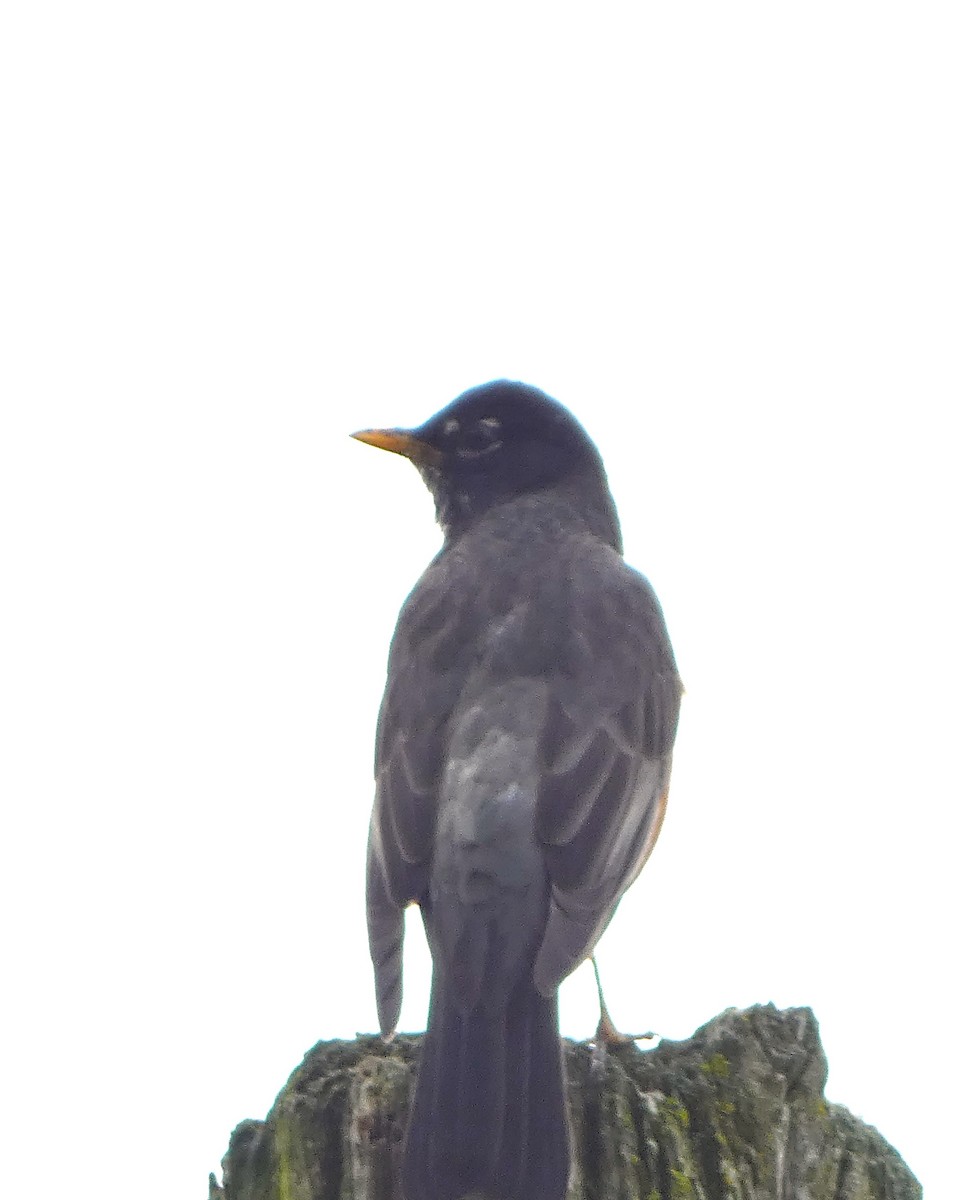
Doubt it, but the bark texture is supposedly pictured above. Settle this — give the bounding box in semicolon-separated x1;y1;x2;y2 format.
211;1004;919;1200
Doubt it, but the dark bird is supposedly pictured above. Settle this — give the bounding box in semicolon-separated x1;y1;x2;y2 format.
353;381;681;1200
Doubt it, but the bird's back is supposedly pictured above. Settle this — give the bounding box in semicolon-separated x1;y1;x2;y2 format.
357;385;681;1200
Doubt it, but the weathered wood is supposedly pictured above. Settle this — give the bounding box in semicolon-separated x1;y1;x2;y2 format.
211;1005;919;1200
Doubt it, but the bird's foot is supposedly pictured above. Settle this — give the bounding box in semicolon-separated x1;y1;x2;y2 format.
589;955;656;1051
595;1007;657;1047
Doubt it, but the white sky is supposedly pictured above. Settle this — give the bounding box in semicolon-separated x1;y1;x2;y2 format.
2;5;957;1199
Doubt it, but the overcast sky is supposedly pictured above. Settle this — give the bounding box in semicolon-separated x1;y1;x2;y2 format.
2;5;957;1200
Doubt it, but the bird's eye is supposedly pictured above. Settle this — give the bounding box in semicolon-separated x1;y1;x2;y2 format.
443;418;460;436
454;417;504;460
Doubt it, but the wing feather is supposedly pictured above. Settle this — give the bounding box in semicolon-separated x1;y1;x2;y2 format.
367;531;682;1024
533;549;681;992
367;558;473;1032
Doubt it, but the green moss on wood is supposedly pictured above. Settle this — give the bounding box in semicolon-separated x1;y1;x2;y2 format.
700;1052;730;1078
669;1168;693;1198
661;1095;690;1131
215;1006;921;1200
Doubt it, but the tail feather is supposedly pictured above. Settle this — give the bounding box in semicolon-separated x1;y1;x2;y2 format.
403;978;569;1200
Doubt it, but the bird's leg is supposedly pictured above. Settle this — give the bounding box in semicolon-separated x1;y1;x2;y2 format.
590;955;656;1046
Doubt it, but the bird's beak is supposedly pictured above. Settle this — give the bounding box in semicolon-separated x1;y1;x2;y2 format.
351;428;442;466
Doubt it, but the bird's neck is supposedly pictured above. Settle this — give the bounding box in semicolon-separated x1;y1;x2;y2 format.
433;473;623;555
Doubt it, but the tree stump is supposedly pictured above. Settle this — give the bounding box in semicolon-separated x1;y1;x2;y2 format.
211;1004;920;1200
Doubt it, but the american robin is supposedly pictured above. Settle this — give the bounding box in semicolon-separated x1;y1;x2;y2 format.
353;381;681;1200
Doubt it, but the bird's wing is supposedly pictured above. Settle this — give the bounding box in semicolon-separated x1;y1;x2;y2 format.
367;537;681;1025
532;544;682;994
366;556;469;1033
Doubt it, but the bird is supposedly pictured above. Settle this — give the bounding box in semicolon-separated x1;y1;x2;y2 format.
352;380;681;1200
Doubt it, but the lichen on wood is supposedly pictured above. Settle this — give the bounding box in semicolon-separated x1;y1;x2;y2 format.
212;1005;920;1200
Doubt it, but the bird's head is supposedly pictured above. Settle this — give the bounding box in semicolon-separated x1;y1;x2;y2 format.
352;380;621;548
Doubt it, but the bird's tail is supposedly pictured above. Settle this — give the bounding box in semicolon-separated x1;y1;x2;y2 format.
402;975;569;1200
